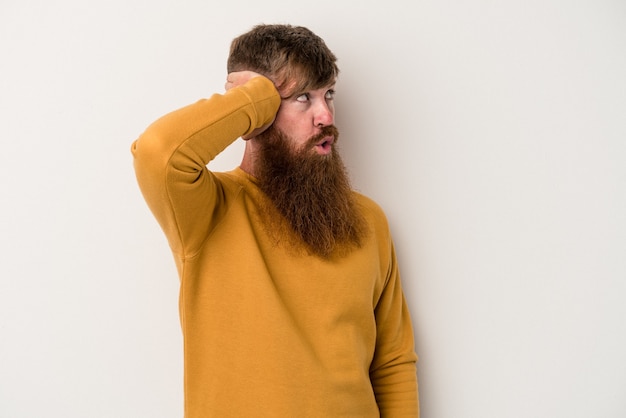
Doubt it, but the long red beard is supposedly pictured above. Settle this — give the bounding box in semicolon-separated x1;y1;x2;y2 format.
254;125;367;258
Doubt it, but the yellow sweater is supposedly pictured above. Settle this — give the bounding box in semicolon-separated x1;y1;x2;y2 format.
132;77;419;417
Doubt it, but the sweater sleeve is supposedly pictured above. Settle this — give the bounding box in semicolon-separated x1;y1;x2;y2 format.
370;239;420;417
131;77;280;260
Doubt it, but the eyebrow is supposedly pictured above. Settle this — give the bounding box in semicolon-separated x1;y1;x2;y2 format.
280;83;336;100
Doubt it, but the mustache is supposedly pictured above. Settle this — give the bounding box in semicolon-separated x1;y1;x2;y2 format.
305;125;339;147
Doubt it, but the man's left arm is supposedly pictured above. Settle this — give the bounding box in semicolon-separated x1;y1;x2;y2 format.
370;241;420;417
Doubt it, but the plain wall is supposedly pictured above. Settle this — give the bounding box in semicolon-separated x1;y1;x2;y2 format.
1;0;624;417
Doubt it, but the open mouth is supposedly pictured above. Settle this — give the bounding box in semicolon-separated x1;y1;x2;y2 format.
315;136;334;155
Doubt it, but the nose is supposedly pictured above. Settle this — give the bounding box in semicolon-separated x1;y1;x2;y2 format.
314;101;334;127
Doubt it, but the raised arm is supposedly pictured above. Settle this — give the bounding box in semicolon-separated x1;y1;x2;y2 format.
131;76;280;259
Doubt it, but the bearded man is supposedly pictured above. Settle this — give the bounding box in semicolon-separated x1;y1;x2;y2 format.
132;24;419;417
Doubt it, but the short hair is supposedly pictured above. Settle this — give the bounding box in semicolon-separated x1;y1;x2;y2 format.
227;24;339;97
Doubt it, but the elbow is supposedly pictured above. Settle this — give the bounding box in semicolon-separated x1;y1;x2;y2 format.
131;131;170;173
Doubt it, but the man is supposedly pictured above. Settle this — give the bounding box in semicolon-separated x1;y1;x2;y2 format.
132;24;419;417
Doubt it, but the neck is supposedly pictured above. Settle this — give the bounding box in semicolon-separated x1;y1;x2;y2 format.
240;140;258;177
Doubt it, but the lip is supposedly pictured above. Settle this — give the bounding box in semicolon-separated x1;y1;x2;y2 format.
314;136;335;155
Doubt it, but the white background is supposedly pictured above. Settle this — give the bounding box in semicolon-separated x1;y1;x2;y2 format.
1;1;625;417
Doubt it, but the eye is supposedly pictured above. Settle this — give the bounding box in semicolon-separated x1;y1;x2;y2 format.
296;93;310;103
325;89;336;100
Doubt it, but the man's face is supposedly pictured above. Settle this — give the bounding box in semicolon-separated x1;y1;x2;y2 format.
273;83;337;156
252;84;365;258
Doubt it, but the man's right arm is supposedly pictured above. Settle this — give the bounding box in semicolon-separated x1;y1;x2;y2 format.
131;76;280;259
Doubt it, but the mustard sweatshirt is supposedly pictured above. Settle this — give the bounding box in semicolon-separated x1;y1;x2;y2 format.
132;77;419;417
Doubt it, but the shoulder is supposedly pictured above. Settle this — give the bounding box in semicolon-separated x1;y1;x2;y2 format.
352;191;391;236
211;169;248;197
353;191;386;217
215;168;266;202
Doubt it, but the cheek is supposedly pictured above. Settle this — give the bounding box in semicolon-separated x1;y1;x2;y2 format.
274;113;305;141
272;114;290;132
274;105;300;124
